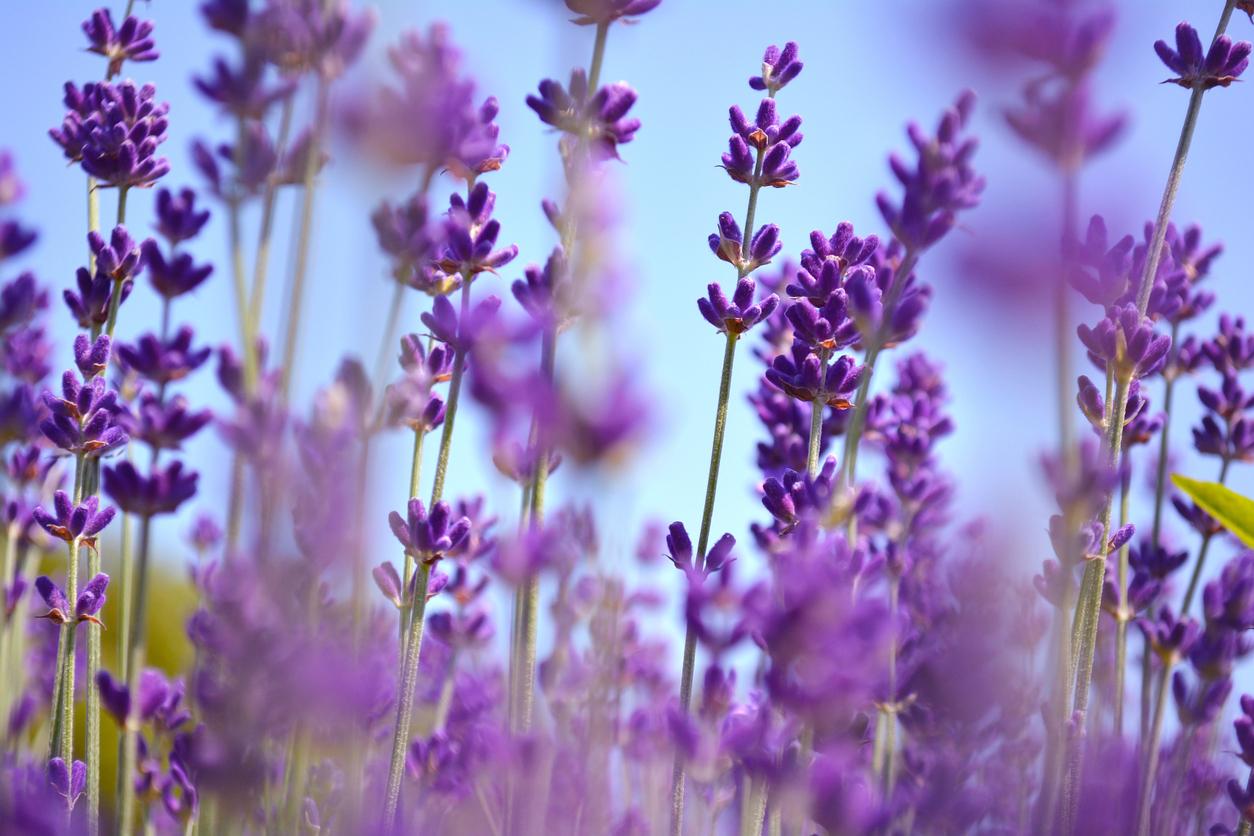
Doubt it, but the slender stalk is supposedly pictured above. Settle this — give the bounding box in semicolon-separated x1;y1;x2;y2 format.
382;285;471;826
227;193;258;394
805;348;830;477
882;576;900;799
516;330;556;733
399;428;426;646
117;514;153;834
246;95;296;342
1134;661;1172;836
278;80;330;403
1114;477;1130;738
742;779;767;836
1061;6;1237;825
48;454;85;762
670;330;739;835
1150;324;1181;548
839;249;920;494
87;177;99;271
1181;456;1232;614
382;562;431;828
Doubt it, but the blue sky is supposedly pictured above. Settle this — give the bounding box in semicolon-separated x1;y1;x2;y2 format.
4;1;1254;634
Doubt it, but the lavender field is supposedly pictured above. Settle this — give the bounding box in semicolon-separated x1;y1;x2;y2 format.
3;0;1254;833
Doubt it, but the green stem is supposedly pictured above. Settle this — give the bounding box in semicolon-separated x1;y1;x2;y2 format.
742;778;767;836
227;190;258;395
247;95;296;343
399;428;426;648
840;249;920;494
117;514;153;835
881;575;900;799
1114;477;1130;738
278;80;330;404
382;562;432;827
1149;325;1181;549
1134;662;1172;836
87;177;99;272
1060;4;1237;824
48;453;85;762
1181;457;1232;614
805;348;830;478
381;284;471;825
670;330;739;836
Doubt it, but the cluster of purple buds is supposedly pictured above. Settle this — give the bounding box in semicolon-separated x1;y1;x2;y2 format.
64;227;144;329
34;573;109;628
49;80;170;189
39;369;128;458
1155;22;1251;89
527;69;640;161
720;98;802;190
389;499;472;566
143;188;214;300
82;8;158;79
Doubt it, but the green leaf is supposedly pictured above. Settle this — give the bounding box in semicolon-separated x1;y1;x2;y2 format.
1171;474;1254;549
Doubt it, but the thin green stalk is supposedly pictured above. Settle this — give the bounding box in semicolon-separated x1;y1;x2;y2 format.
246;95;296;341
56;545;81;772
805;348;830;477
117;514;153;834
670;330;739;836
1060;374;1130;832
48;454;85;762
840;249;920;494
1240;819;1253;836
278;80;330;404
1181;456;1232;614
1150;325;1181;549
1061;5;1237;824
399;427;426;647
1134;661;1172;836
742;779;767;836
515;330;556;733
117;497;134;682
382;561;432;828
382;285;471;826
1114;476;1130;738
0;523;16;721
87;177;99;271
881;576;901;799
226;191;258;394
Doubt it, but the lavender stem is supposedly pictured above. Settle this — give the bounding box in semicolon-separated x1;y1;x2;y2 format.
671;329;739;835
116;513;153;834
246;95;296;342
1180;456;1232;614
278;80;330;403
1134;662;1172;836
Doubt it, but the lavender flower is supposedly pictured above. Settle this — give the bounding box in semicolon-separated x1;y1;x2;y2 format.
82;8;158;79
39;370;128;457
1154;22;1251;89
389;499;471;565
34;572;109;627
527;69;640;160
698;279;779;336
749;41;803;94
49;81;171;189
564;0;661;27
32;492;115;545
103;460;199;516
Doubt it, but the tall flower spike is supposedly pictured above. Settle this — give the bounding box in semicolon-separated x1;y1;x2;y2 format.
1154;22;1251;89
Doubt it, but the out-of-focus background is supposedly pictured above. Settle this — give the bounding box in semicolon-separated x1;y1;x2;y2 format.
3;1;1253;665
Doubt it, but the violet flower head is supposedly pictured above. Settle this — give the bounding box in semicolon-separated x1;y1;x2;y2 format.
65;265;132;329
877;91;983;252
564;0;661;27
513;248;571;329
122;393;214;451
103;460;199;517
371;191;443;281
421;294;501;353
796;221;879;284
1066;214;1135;308
0;222;37;262
194;53;296;120
1154;22;1251;90
142;241;213;300
73;334;111;380
252;0;376;80
83;8;158;79
90;225;144;282
766;347;861;407
34;573;109;627
665;521;735;576
59;81;171;189
708;213;781;275
388;498;471;565
47;758;87;810
721;98;803;188
1004;82;1125;172
154;187;211;245
434;184;519;279
785;293;858;351
1204;315;1254;374
1077;304;1171;382
39;370;129;458
750;42;803;94
32;491;116;545
698;279;779;336
116;327;212;385
0;273;49;333
1137;605;1201;661
527;69;641;161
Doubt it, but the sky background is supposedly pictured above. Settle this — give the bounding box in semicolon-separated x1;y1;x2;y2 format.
3;1;1254;681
